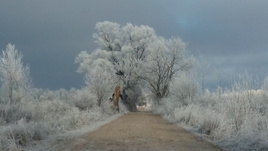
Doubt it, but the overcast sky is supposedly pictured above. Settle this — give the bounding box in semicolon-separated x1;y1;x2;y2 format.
0;0;267;90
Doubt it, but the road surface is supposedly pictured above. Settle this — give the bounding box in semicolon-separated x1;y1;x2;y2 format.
58;109;224;151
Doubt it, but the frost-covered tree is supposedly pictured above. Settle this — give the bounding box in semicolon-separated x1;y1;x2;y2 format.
168;73;198;106
76;21;195;110
92;22;156;91
76;21;156;111
87;59;117;107
0;44;31;103
75;50;118;107
143;37;194;102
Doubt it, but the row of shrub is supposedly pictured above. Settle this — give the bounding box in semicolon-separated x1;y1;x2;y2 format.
0;88;124;151
152;75;268;151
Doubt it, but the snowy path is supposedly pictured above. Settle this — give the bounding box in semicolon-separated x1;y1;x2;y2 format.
56;110;224;151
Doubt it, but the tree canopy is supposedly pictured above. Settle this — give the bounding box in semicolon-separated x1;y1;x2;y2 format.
0;43;31;103
75;21;194;110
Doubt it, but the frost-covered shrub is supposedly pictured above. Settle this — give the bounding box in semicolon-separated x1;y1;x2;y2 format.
0;86;123;150
100;98;117;114
0;135;23;151
158;98;178;120
5;119;37;146
0;119;55;150
152;73;268;151
0;104;32;124
169;74;198;106
72;88;98;110
198;108;222;136
173;104;197;125
195;90;268;151
153;73;199;122
57;108;92;130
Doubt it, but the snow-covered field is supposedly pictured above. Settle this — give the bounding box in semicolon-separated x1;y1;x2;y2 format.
1;23;268;151
1;86;268;151
0;88;125;151
152;88;268;151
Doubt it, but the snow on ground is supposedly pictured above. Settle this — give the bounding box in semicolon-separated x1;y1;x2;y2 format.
151;90;268;151
0;88;127;151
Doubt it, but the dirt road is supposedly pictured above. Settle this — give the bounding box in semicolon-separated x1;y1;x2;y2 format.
58;110;224;151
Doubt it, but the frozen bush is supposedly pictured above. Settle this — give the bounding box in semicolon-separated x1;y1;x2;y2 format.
73;88;98;110
152;98;175;119
0;89;121;150
0;104;32;124
0;135;23;151
173;105;193;124
198;109;222;136
172;103;222;136
0;86;124;150
0;119;55;150
100;98;118;114
151;73;268;151
174;104;200;127
169;74;198;106
56;107;102;130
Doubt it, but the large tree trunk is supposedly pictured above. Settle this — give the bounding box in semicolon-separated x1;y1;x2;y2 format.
121;90;137;112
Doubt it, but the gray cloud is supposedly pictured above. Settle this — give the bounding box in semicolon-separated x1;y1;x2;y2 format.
0;0;267;90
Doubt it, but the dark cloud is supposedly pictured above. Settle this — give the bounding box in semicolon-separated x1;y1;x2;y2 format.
0;0;267;90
